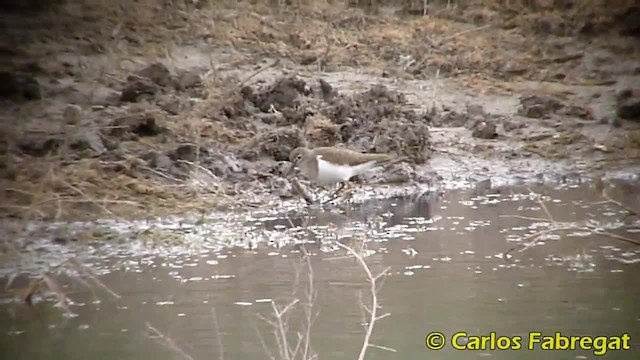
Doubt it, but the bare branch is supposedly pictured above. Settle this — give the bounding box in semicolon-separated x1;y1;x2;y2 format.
333;241;391;360
506;187;639;257
291;177;314;205
499;215;551;222
212;307;224;360
67;258;121;299
369;343;398;353
145;322;195;360
602;190;639;217
527;187;555;224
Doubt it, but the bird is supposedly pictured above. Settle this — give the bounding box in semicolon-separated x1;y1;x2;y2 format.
286;146;395;199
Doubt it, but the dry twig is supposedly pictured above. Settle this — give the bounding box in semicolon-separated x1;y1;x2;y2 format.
146;322;195;360
291;177;315;205
67;258;121;299
333;241;395;359
504;188;640;257
212;307;225;360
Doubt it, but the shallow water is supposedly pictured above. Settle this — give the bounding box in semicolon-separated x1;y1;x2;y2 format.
2;181;640;359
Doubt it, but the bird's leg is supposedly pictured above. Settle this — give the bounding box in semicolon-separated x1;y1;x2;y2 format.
338;181;356;202
322;182;348;204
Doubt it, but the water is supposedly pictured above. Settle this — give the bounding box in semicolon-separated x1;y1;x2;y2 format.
2;182;640;359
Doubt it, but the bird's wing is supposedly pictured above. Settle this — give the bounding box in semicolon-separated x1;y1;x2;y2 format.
313;147;364;166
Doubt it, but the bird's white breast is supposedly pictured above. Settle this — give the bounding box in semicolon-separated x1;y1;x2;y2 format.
314;155;378;185
315;156;355;185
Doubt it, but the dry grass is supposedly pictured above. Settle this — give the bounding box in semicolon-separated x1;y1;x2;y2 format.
1;0;638;222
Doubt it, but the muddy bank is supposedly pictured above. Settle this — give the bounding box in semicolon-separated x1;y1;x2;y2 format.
1;1;640;222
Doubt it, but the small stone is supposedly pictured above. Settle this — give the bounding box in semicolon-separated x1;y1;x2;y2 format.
471;121;498;139
63;104;82;124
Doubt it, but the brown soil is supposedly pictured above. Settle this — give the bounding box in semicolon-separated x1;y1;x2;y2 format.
1;0;640;221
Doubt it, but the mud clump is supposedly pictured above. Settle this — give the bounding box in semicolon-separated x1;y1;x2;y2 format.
110;113;166;139
137;63;173;87
241;127;306;162
121;75;158;103
471;120;498;139
169;144;200;163
18;137;61;157
517;95;564;119
303;113;342;147
326;84;410;125
616;88;640;121
144;151;173;170
561;105;594;120
321;84;432;164
140;143;245;182
432;110;468;127
230;77;431;166
120;63;204;103
0;71;41;101
0;0;65;12
70;128;108;155
246;76;311;113
616;6;640;37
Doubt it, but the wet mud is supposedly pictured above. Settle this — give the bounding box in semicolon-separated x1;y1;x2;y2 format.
1;2;640;222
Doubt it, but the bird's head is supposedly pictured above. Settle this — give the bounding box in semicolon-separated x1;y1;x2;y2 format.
286;147;310;177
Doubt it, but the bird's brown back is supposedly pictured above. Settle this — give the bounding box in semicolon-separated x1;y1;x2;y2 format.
313;147;390;166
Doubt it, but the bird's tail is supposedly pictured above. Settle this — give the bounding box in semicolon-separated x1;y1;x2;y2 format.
363;153;392;162
368;154;409;166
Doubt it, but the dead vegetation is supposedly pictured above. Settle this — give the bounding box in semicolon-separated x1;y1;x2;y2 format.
138;238;390;360
1;0;639;222
504;181;640;258
1;257;121;316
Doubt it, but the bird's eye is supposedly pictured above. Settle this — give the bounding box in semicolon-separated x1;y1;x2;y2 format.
296;155;302;161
